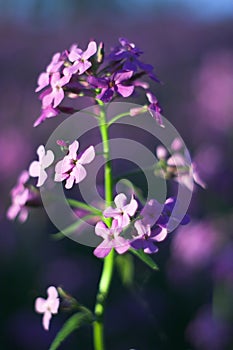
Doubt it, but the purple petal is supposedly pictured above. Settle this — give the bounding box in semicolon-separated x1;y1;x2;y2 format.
78;61;92;75
82;41;97;60
94;241;112;258
130;238;144;250
117;84;134;98
114;71;133;84
95;221;109;239
114;236;130;254
36;72;49;92
53;88;64;108
97;88;114;103
144;241;158;254
18;208;29;223
153;227;167;242
79;146;95;165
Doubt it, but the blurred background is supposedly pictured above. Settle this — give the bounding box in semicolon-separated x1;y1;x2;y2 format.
1;0;233;349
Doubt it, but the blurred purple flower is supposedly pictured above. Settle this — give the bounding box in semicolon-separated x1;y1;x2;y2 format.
94;219;130;258
7;170;30;223
170;221;221;269
186;306;231;350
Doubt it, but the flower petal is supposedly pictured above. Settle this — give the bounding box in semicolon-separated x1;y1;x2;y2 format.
35;297;47;313
114;193;127;209
123;196;138;216
94;241;112;258
95;221;109;239
29;161;40;177
36;169;48;187
73;163;87;183
79;146;95;165
42;150;54;169
43;310;52;331
117;84;134;98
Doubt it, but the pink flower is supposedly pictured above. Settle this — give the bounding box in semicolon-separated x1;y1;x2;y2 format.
94;219;130;258
42;72;70;108
35;286;59;331
7;170;30;223
29;145;54;187
55;140;95;189
63;41;97;77
35;52;65;92
103;193;138;227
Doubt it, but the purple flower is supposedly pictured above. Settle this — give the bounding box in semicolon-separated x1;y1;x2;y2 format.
131;220;167;254
63;41;97;78
7;171;30;223
29;145;54;187
88;71;134;103
157;197;190;227
55;140;95;189
94;219;130;258
42;72;70;108
109;38;159;81
146;92;164;126
35;286;59;331
33;105;59;127
103;193;138;227
35;52;65;92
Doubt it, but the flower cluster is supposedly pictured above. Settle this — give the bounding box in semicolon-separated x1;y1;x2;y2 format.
155;137;206;190
34;37;162;127
94;193;189;258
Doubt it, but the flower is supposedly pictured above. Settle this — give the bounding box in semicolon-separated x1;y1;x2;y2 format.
42;72;70;108
131;220;167;254
33;105;59;127
103;193;138;227
146;92;163;126
35;286;59;331
94;219;130;258
7;170;30;223
55;140;95;189
29;145;54;187
63;41;97;78
35;52;65;92
88;71;135;103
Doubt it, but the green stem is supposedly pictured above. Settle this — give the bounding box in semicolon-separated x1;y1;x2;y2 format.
93;104;115;350
107;112;131;128
67;198;102;215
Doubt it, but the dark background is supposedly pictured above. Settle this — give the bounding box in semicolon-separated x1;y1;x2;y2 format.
1;1;233;349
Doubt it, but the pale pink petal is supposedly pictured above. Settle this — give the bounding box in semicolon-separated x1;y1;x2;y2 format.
78;61;92;75
68;140;79;158
95;221;109;239
123;196;138;216
36;169;48;187
171;138;183;152
18;208;29;223
7;204;20;221
47;286;58;299
29;161;40;177
121;212;130;227
42;150;54;168
35;297;47;313
114;193;127;209
114;236;130;254
167;154;186;167
103;207;122;218
79;146;95;165
36;72;49;92
82;41;97;60
54;160;63;174
73;163;87;183
156;145;167;159
43;310;52;331
114;71;133;84
65;175;75;189
50;298;59;314
134;220;148;237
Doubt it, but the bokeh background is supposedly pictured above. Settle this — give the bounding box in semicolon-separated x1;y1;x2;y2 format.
1;0;233;349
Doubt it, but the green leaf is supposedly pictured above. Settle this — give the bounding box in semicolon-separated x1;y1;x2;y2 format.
130;249;159;271
49;311;93;350
116;253;134;287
